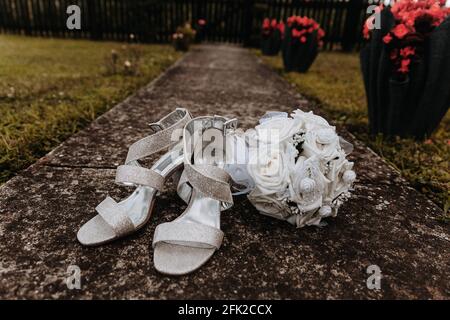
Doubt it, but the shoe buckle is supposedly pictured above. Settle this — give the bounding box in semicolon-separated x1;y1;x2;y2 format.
224;118;238;135
149;122;164;133
204;118;214;130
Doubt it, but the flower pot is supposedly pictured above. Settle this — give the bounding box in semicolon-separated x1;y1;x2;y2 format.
195;25;206;43
261;29;282;56
282;28;319;73
173;38;190;51
360;7;450;139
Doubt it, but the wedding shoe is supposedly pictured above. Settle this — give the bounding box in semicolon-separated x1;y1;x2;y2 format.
77;108;191;246
152;115;237;275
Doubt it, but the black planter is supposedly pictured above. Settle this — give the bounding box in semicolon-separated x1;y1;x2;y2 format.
195;25;206;43
282;27;319;73
360;9;450;138
173;38;190;51
261;29;282;56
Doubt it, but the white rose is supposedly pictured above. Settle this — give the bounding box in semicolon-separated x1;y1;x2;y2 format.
247;142;295;195
288;156;330;212
324;158;355;202
325;149;347;181
291;109;331;131
302;127;340;162
255;112;302;143
248;187;290;219
224;132;255;195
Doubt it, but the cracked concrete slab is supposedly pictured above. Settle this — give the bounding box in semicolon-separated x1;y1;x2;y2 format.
0;45;448;299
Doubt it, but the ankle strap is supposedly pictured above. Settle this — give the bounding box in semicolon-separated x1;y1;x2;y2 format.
125;108;191;164
180;116;238;209
115;108;190;189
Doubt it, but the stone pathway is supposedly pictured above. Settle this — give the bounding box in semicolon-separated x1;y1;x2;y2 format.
0;45;448;299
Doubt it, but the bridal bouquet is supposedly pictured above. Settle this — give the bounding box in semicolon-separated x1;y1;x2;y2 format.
229;110;356;228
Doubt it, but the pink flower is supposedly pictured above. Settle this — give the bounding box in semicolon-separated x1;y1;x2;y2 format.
400;46;415;57
271;19;278;29
383;33;393;44
317;28;325;39
278;21;285;34
287;16;296;27
398;58;411;73
376;0;450;76
287;15;322;44
292;29;301;38
392;24;409;39
363;23;370;39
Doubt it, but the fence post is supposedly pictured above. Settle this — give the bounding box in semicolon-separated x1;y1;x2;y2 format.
87;0;102;40
242;0;254;46
342;0;364;51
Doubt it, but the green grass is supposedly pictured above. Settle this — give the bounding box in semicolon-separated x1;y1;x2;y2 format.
0;35;181;183
255;50;449;217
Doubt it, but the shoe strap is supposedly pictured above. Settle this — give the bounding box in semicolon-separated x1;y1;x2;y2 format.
181;116;238;208
153;221;224;250
115;165;165;190
125;108;191;164
115;108;190;188
95;196;135;236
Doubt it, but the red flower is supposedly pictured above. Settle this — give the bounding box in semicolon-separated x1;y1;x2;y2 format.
292;29;301;38
198;19;206;26
287;15;322;44
400;46;415;57
287;16;296;27
398;58;411;73
271;19;278;29
378;0;450;76
363;23;370;39
317;28;325;39
383;33;393;44
278;21;285;36
392;24;409;39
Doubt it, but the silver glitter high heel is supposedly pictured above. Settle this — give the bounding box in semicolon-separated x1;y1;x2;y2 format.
77;108;191;246
152;115;237;275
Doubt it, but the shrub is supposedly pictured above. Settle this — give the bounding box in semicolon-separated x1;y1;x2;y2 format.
172;22;196;51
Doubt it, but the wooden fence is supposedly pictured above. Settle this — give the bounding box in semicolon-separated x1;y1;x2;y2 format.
0;0;376;50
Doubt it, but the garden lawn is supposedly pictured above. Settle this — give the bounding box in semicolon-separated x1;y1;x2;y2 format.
256;51;449;217
0;35;181;183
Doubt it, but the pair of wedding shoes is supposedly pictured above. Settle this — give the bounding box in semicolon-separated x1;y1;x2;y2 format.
77;108;238;275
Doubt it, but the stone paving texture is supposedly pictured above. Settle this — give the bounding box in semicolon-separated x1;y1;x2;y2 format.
0;45;448;299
